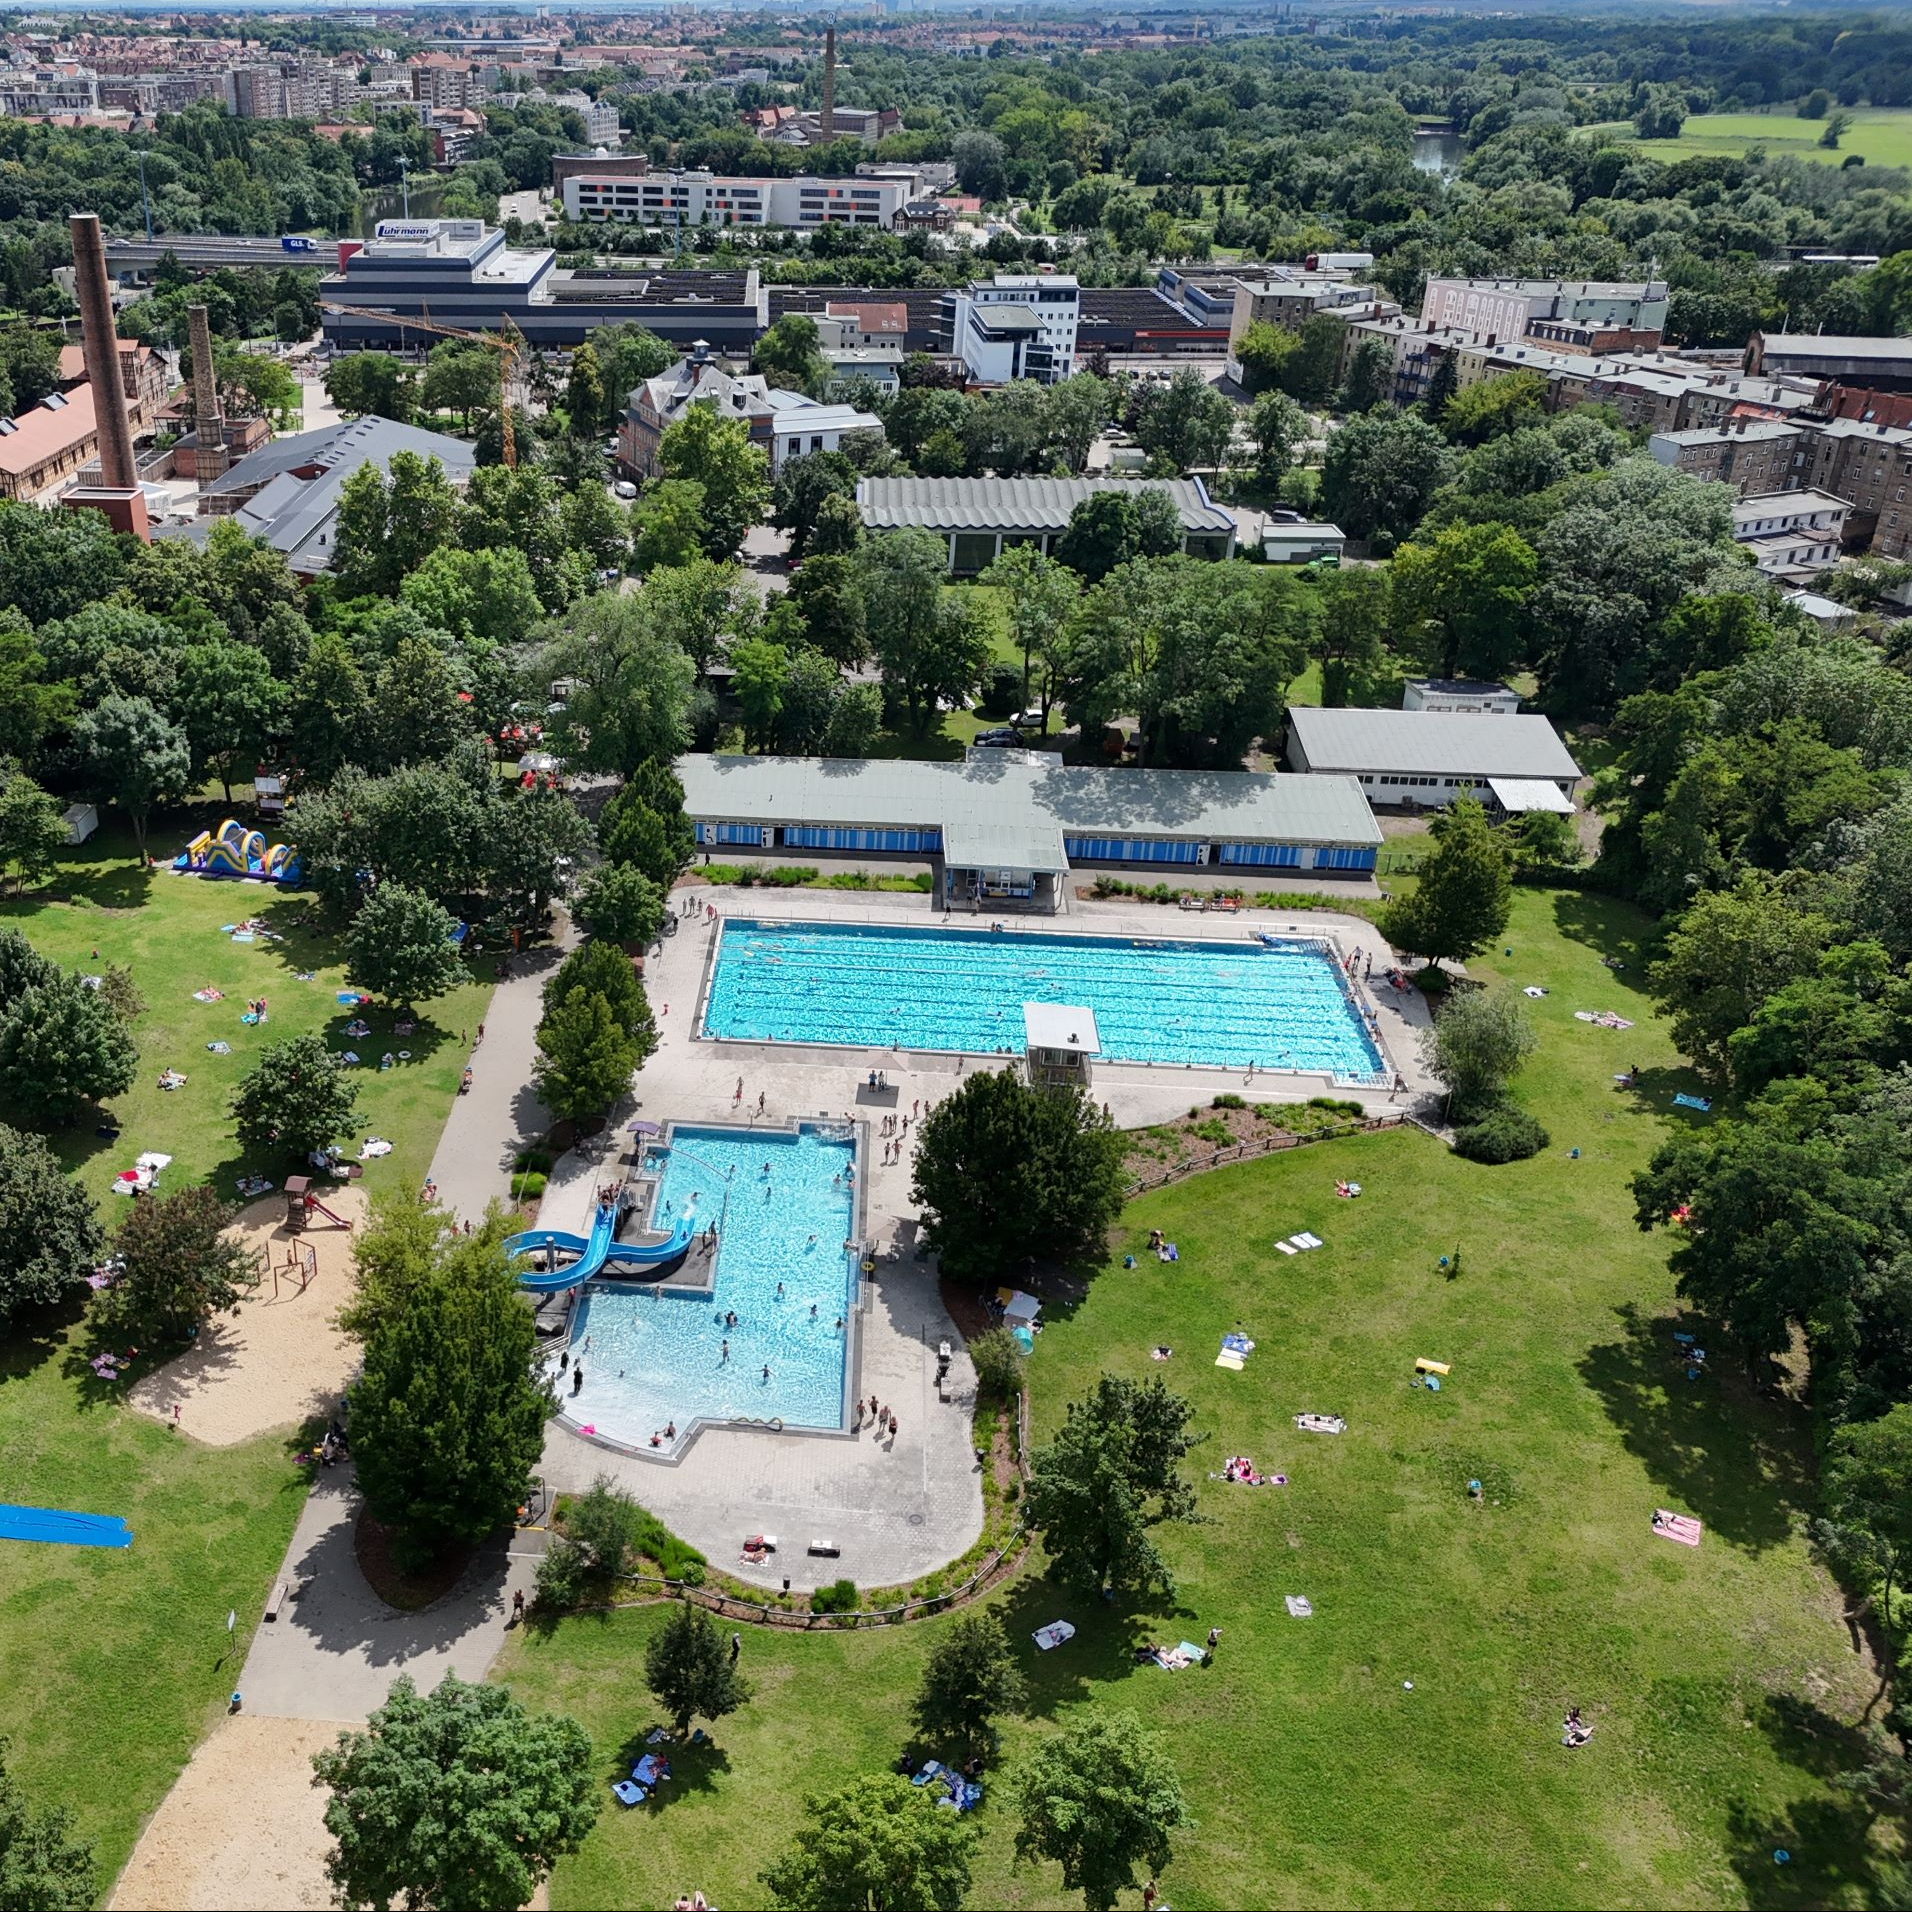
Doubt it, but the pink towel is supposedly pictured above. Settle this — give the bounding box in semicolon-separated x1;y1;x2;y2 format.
1652;1509;1702;1547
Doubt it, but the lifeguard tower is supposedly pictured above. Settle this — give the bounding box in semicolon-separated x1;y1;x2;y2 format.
1023;1003;1098;1093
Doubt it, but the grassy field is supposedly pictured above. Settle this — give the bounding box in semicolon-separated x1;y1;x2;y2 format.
2;809;490;1206
1596;107;1912;170
499;887;1891;1911
0;803;491;1895
0;1320;310;1891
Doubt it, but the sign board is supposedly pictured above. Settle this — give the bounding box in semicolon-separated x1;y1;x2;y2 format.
375;221;439;242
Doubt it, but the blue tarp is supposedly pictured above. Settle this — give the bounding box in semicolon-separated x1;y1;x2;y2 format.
0;1503;132;1549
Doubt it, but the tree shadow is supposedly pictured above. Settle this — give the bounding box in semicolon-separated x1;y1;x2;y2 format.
983;1566;1198;1724
1612;1063;1718;1121
1755;1691;1880;1782
1723;1792;1891;1911
0;1291;88;1391
1549;890;1663;978
1575;1303;1809;1550
607;1722;733;1809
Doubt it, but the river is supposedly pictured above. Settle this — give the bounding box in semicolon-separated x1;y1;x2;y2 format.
358;180;450;238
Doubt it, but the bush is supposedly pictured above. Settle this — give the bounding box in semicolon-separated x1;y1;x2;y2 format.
1211;1093;1246;1110
981;661;1022;715
1454;1102;1550;1164
811;1577;859;1614
969;1326;1025;1400
511;1170;548;1201
761;865;820;887
1306;1096;1366;1117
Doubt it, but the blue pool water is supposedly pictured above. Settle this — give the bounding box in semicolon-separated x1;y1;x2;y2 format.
703;920;1385;1080
570;1124;856;1448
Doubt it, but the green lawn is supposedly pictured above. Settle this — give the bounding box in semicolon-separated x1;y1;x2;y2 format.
1598;107;1912;170
3;810;491;1206
0;1322;310;1890
499;888;1891;1910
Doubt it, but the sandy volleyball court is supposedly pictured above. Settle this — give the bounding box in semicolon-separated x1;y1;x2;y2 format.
128;1188;367;1446
108;1716;345;1912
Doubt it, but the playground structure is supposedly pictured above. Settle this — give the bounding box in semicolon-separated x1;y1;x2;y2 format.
506;1192;699;1294
284;1177;352;1233
175;817;301;885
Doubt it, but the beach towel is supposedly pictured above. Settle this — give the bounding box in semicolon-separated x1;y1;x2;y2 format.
1032;1621;1076;1651
911;1760;944;1786
1284;1595;1313;1618
1222;1333;1255;1354
230;931;255;944
1295;1232;1324;1249
235;1176;272;1198
1673;1093;1712;1112
1215;1351;1246;1370
360;1138;393;1159
612;1780;645;1807
1295;1413;1346;1435
1522;986;1547;998
191;988;224;1003
340;1051;360;1065
645;1727;670;1745
1177;1641;1209;1664
633;1755;666;1786
1652;1509;1702;1547
336;991;367;1006
205;1040;231;1054
1276;1240;1298;1255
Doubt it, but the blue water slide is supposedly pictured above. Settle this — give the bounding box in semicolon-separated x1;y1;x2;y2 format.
506;1200;696;1293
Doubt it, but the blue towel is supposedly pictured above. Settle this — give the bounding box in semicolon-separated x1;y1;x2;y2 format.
612;1780;645;1806
1673;1093;1712;1112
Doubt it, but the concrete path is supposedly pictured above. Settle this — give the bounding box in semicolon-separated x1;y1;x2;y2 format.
425;924;576;1225
234;1464;544;1723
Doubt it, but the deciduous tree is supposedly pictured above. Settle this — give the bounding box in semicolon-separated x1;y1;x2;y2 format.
93;1184;254;1347
911;1609;1028;1754
346;883;466;1008
230;1034;360;1161
1024;1374;1197;1598
911;1069;1126;1281
0;1122;103;1328
644;1602;753;1738
72;694;191;862
760;1774;975;1912
1011;1709;1187;1912
1379;797;1513;969
312;1674;596;1912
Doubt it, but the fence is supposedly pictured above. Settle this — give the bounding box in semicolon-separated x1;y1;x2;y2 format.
1126;1112;1408;1195
596;1389;1037;1630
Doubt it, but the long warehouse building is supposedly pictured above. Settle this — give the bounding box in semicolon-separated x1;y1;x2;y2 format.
677;754;1381;913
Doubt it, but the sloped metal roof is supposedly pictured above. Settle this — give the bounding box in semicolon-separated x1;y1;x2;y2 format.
676;753;1381;853
1287;707;1582;782
856;475;1235;537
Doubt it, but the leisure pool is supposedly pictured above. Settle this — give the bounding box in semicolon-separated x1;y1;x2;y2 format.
568;1123;857;1450
701;920;1385;1080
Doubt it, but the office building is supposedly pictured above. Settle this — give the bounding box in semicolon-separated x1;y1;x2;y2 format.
560;168;918;231
1283;707;1582;811
944;273;1079;386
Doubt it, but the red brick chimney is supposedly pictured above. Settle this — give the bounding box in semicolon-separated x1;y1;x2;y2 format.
63;212;148;541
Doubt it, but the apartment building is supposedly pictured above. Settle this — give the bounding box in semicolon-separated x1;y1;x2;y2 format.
409;58;484;111
1419;277;1669;351
1649;420;1811;494
560;169;917;231
1222;266;1398;382
1731;490;1850;579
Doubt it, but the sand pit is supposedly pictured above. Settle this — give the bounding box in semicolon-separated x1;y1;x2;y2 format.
128;1188;367;1447
109;1715;344;1912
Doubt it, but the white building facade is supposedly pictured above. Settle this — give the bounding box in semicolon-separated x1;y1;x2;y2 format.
561;169;917;230
945;274;1079;386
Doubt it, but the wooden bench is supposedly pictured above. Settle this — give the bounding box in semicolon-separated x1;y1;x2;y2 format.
264;1579;289;1621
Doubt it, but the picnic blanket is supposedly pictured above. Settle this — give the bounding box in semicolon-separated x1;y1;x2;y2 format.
632;1754;668;1786
360;1137;393;1159
1673;1093;1713;1112
910;1760;944;1786
1574;1010;1635;1030
1222;1333;1255;1355
1284;1595;1313;1618
1652;1510;1703;1547
191;988;224;1003
1215;1350;1245;1370
235;1175;272;1198
1295;1413;1346;1435
1032;1620;1076;1651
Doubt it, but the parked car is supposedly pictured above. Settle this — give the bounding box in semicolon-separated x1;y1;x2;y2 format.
1013;707;1044;730
613;481;638;500
972;727;1019;747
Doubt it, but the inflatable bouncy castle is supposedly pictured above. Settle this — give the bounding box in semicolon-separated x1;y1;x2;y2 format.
174;818;302;885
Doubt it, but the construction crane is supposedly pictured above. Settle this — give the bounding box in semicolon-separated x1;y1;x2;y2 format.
319;302;528;467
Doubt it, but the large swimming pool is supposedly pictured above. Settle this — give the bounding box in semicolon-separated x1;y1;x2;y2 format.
702;920;1385;1080
568;1123;856;1450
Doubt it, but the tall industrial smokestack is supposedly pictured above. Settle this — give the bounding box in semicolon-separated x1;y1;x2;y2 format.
821;26;836;143
187;302;226;490
65;213;148;541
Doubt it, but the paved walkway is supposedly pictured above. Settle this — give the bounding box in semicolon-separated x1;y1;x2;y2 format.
425;925;576;1225
234;1464;544;1723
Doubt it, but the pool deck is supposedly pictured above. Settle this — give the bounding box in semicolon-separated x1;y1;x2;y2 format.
533;888;1438;1591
